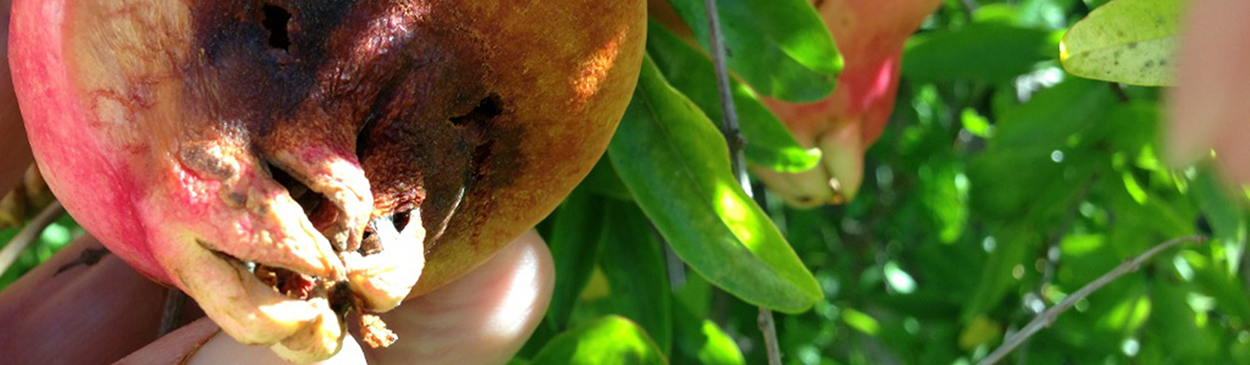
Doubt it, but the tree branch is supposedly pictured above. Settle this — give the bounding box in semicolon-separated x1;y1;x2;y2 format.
0;201;65;275
699;1;780;364
978;235;1208;365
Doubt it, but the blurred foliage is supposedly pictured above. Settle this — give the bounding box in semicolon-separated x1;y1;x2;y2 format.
0;213;84;290
521;0;1250;364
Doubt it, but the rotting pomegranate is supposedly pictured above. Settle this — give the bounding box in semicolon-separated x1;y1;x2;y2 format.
9;0;644;362
752;0;943;208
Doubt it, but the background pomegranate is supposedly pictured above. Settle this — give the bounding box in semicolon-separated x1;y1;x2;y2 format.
9;0;644;362
751;0;944;208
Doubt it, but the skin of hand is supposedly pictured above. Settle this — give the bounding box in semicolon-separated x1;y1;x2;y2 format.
0;0;32;196
1166;0;1250;182
0;231;554;364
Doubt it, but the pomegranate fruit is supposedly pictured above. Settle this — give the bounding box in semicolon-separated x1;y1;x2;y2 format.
752;0;942;208
10;0;643;362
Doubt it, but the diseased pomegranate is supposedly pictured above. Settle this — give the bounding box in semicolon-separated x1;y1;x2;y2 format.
752;0;943;208
9;0;644;362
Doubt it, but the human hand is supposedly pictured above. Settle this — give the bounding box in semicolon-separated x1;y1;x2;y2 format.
0;231;554;364
1167;0;1250;182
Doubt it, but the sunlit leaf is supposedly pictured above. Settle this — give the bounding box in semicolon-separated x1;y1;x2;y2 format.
671;295;745;365
842;308;880;336
532;316;668;365
662;0;841;101
1060;0;1183;86
609;55;822;312
647;19;821;173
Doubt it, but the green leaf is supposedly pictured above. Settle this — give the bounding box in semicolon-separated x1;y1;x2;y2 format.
600;199;673;354
993;78;1116;150
583;155;635;201
1192;167;1246;272
662;0;841;101
692;320;745;364
609;55;822;313
903;22;1055;83
545;188;610;329
671;294;745;365
970;79;1114;219
1060;0;1183;86
1147;280;1220;360
647;19;821;173
1016;0;1083;30
532;316;668;365
961;224;1038;322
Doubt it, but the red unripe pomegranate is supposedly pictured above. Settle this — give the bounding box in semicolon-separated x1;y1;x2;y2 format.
9;0;644;362
753;0;942;208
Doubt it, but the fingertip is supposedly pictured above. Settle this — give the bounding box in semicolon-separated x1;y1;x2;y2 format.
1166;0;1250;169
364;229;555;364
186;321;365;365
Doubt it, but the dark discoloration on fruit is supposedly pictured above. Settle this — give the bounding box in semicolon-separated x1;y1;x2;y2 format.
181;0;526;250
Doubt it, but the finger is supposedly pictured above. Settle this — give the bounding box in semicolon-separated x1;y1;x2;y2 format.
116;317;368;365
179;318;367;365
363;229;555;365
0;0;33;195
1167;0;1250;181
0;236;201;364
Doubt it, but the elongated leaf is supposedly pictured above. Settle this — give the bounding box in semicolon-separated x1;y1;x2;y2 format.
532;316;668;365
545;188;610;329
583;155;635;201
1192;167;1246;272
672;298;746;365
903;22;1055;82
1060;0;1182;86
663;0;840;101
609;55;822;312
647;19;821;173
600;199;673;354
960;224;1037;322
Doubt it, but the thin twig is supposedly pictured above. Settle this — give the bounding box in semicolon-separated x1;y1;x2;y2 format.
702;0;750;195
0;201;65;275
978;235;1207;365
700;1;780;364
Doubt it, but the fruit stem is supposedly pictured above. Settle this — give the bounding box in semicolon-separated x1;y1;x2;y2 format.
700;1;779;364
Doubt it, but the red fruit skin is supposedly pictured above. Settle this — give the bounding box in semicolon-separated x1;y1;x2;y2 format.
9;0;170;282
753;0;943;207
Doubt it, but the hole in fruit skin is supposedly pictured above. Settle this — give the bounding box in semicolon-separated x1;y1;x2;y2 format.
262;3;293;51
450;95;503;184
264;159;324;216
449;95;504;127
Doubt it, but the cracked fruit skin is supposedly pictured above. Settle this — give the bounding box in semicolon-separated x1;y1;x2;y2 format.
752;0;942;208
10;0;644;362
